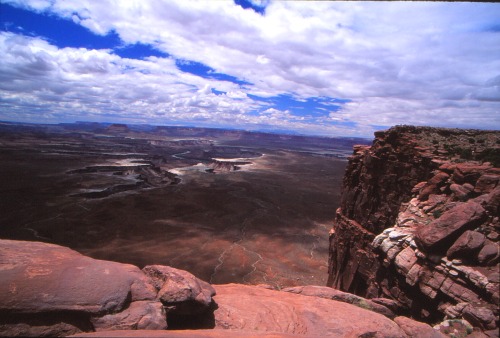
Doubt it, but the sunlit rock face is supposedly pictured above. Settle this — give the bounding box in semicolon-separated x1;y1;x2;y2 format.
327;125;499;332
0;240;215;337
0;240;430;338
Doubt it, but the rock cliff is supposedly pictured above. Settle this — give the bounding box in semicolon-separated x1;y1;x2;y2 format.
327;126;499;334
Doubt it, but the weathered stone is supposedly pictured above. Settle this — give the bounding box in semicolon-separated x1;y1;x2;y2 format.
394;316;445;338
394;246;418;275
443;302;468;319
446;230;486;260
453;163;492;185
0;240;170;337
485;283;500;305
412;181;427;194
484;329;500;338
416;201;487;252
421;270;446;291
439;162;457;173
450;183;471;201
462;305;497;330
387;245;402;261
142;265;215;315
91;301;167;331
477;241;500;266
440;278;480;303
422;194;447;214
419;284;438;299
475;174;499;194
282;285;396;319
419;172;450;201
380;237;397;253
212;284;406;337
370;298;403;313
406;263;423;286
389;229;410;240
0;240;149;315
486;271;500;283
474;186;500;215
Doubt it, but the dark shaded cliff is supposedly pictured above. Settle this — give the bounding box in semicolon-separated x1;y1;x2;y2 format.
328;126;499;332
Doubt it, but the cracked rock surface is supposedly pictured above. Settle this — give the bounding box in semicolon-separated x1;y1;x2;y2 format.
327;126;499;333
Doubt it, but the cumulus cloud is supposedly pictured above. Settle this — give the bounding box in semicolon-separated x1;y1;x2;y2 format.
0;32;258;124
1;0;499;136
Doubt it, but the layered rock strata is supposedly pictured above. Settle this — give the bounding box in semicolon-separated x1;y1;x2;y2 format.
327;126;499;333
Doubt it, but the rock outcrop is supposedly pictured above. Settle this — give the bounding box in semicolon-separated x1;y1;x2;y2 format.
1;239;449;337
210;284;406;337
0;239;215;337
206;160;252;173
327;126;499;334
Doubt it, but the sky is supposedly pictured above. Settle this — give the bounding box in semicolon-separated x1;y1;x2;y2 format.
0;1;499;137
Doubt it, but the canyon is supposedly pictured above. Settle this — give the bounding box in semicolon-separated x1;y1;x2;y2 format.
0;121;359;288
1;123;499;337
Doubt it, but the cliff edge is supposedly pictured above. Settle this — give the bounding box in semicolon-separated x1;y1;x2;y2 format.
1;239;432;337
327;125;499;334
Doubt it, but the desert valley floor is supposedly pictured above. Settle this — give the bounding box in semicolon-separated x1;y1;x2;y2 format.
0;122;367;288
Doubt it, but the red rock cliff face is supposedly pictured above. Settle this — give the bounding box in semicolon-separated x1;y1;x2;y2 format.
328;126;499;330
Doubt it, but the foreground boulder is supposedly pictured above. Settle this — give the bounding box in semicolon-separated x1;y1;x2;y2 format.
210;284;406;337
0;239;215;337
72;282;416;337
2;239;451;337
143;265;215;316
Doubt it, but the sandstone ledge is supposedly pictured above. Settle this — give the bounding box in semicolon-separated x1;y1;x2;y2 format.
71;329;304;337
0;239;448;337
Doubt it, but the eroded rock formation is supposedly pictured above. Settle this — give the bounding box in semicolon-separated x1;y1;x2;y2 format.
209;284;406;337
0;240;214;337
327;126;499;334
1;239;450;337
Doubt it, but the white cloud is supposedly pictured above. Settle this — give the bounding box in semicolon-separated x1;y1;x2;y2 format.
1;0;499;136
0;32;260;125
226;91;247;99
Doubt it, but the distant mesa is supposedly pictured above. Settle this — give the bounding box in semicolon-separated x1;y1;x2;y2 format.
67;162;180;199
206;159;252;173
106;123;130;133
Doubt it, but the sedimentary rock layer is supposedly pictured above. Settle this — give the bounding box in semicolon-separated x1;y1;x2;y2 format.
327;125;499;333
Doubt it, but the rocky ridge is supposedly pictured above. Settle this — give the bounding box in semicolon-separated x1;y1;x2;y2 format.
327;126;499;335
1;239;451;337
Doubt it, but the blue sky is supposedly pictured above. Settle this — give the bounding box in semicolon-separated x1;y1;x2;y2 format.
0;1;499;137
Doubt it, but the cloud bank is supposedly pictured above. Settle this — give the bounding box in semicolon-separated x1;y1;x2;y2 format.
1;1;499;137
